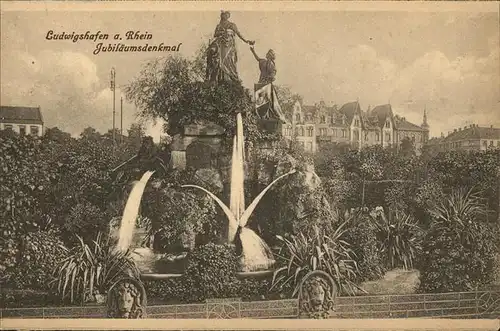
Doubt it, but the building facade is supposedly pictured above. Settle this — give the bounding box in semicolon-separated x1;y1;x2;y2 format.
282;100;429;154
427;124;500;153
0;106;44;137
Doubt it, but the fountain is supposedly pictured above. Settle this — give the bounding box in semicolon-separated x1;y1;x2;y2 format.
114;112;294;279
183;113;295;273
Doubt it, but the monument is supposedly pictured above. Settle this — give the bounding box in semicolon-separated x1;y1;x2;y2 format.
206;11;255;83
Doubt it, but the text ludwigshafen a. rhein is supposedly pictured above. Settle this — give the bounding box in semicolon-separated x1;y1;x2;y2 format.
45;30;182;55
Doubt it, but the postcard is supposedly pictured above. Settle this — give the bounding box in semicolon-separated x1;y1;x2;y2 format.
0;1;499;330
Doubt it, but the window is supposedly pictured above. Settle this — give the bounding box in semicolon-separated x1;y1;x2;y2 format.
376;132;380;141
306;114;312;122
364;132;369;141
332;129;337;137
295;113;300;122
385;120;391;128
30;126;39;136
4;124;13;131
490;140;494;146
307;142;313;151
353;130;359;141
320;128;327;136
320;115;326;124
354;119;360;127
342;129;347;138
294;127;299;136
483;141;488;149
299;127;305;137
19;125;26;136
307;127;313;137
385;133;391;142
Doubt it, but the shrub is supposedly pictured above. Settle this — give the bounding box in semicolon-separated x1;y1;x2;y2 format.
53;232;140;304
271;224;360;297
63;200;110;243
180;243;240;303
1;288;62;308
2;230;67;291
418;188;499;292
341;209;386;282
370;207;423;270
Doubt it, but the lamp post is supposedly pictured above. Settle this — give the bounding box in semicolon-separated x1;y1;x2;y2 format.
120;97;123;144
110;68;116;154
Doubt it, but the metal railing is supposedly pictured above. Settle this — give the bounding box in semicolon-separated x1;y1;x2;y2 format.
1;290;498;319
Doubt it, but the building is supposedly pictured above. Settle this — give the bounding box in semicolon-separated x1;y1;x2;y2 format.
0;105;44;136
428;124;500;153
281;100;429;154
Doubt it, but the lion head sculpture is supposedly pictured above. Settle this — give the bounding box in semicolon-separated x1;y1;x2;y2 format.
298;270;337;319
106;277;147;319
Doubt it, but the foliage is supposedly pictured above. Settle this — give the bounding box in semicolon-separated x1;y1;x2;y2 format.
271;224;360;297
0;131;58;240
180;243;240;303
370;207;423;270
418;187;498;292
142;170;220;253
428;187;489;243
1;288;62;308
63;201;109;242
425;150;499;220
53;232;140;304
340;209;386;282
1;229;67;291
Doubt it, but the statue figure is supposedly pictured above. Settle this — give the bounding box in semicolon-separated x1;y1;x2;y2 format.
206;11;255;83
298;270;337;319
106;277;147;318
250;46;276;85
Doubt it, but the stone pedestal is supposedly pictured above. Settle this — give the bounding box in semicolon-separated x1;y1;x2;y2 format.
170;121;225;170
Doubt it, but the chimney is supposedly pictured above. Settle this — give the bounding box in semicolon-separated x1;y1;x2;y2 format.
458;128;461;131
441;132;444;138
491;125;494;128
470;124;473;128
454;129;457;132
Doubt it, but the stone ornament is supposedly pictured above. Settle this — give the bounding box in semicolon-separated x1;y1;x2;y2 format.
106;277;147;318
298;270;337;319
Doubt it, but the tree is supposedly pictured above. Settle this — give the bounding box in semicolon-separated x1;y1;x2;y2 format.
274;85;303;118
44;127;72;143
127;123;145;150
80;127;101;141
399;137;416;157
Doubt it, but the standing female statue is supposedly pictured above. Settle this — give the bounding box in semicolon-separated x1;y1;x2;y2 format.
206;11;255;83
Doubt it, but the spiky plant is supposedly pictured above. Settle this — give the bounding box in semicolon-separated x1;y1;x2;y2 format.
271;224;360;297
429;187;488;244
52;232;140;304
371;208;423;270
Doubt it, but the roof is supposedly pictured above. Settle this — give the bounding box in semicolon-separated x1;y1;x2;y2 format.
395;118;426;131
444;126;500;142
0;106;43;125
338;101;361;124
370;104;394;127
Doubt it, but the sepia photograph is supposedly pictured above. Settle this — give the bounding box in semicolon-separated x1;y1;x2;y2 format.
0;1;499;330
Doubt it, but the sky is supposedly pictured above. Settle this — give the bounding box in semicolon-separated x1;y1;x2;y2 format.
1;3;499;140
